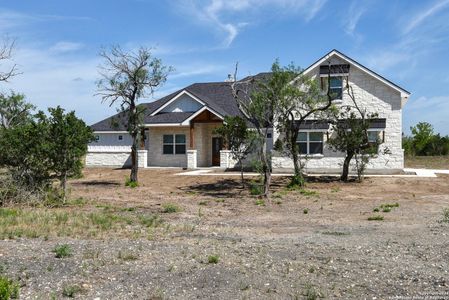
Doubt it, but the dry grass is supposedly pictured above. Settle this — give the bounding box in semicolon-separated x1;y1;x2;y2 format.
0;205;164;240
405;155;449;169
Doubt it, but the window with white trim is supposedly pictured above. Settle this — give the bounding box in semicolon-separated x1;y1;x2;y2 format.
321;76;343;100
163;134;186;154
118;135;123;141
367;130;381;143
297;132;324;155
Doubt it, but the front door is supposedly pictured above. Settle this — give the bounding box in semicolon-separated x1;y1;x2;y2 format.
212;137;223;166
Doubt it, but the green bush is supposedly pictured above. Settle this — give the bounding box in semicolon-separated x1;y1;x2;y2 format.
249;181;263;195
53;244;72;258
0;276;19;300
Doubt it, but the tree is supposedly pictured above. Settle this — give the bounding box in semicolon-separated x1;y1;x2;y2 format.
273;62;333;187
0;106;93;201
96;46;172;184
0;91;35;129
45;106;94;200
214;116;256;187
231;66;278;198
0;115;52;188
327;78;384;181
0;37;19;82
410;122;434;155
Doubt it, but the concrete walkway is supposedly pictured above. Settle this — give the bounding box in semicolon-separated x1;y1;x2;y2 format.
176;168;449;178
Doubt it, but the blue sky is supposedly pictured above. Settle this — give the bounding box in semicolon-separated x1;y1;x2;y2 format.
1;0;449;134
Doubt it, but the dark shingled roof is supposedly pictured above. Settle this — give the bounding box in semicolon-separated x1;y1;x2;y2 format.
90;80;251;131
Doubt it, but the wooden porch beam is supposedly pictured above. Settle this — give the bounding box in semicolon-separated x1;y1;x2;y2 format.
190;122;195;149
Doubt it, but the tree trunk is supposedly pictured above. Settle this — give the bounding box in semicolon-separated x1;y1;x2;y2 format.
60;173;67;203
130;133;139;183
341;152;354;181
239;158;244;189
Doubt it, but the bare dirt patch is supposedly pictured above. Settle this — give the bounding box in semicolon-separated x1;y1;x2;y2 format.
1;168;448;299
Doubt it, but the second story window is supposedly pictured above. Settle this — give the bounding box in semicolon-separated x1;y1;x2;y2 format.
321;76;343;100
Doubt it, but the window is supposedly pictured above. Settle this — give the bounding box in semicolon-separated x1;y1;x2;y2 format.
95;135;100;142
297;132;324;155
321;76;343;100
118;135;123;141
267;133;272;138
367;131;380;143
163;134;186;154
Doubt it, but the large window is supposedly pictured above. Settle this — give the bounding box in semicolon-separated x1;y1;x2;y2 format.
297;132;324;155
321;76;343;100
163;134;186;154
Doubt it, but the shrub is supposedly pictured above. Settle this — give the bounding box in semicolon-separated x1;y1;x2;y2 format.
208;255;219;264
249;182;263;195
300;189;318;197
53;244;72;258
162;203;180;213
139;215;162;227
0;276;19;299
303;208;309;214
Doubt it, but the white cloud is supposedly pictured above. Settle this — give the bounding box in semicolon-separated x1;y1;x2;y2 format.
343;1;367;36
174;0;327;47
402;0;449;35
50;42;84;53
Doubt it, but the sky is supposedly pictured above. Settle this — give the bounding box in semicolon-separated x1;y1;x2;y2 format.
1;0;449;135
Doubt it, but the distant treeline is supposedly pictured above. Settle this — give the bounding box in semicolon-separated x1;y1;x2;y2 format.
403;122;449;156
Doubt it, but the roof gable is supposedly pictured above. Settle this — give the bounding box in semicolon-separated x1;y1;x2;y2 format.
303;49;411;97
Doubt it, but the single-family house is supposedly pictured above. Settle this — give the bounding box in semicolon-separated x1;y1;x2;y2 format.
87;49;410;173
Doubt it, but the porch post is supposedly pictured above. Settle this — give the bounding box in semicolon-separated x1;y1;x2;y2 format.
189;122;195;149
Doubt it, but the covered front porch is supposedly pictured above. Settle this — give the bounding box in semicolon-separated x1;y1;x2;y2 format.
142;109;234;169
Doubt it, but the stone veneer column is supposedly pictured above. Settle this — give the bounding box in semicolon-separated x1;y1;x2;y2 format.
187;149;197;169
220;150;232;168
137;150;148;168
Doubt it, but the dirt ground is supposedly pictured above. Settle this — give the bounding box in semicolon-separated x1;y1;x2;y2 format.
1;168;449;299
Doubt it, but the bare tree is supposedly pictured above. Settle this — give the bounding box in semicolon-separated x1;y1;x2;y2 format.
231;64;277;198
0;38;19;82
96;46;172;183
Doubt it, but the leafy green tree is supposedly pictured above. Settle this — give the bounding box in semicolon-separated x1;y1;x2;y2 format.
0;91;35;129
214;116;256;187
410;122;434;155
327;79;384;181
97;46;172;184
45;106;94;200
0;106;93;201
274;61;334;187
0;115;52;188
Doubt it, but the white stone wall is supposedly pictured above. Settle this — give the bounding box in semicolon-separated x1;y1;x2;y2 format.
147;127;190;167
85;151;131;167
272;56;405;171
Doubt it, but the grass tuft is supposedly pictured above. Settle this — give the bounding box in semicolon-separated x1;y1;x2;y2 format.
125;178;138;188
53;244;72;258
62;285;82;298
255;199;265;206
367;215;384;221
0;276;19;299
162;203;181;213
207;255;219;264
